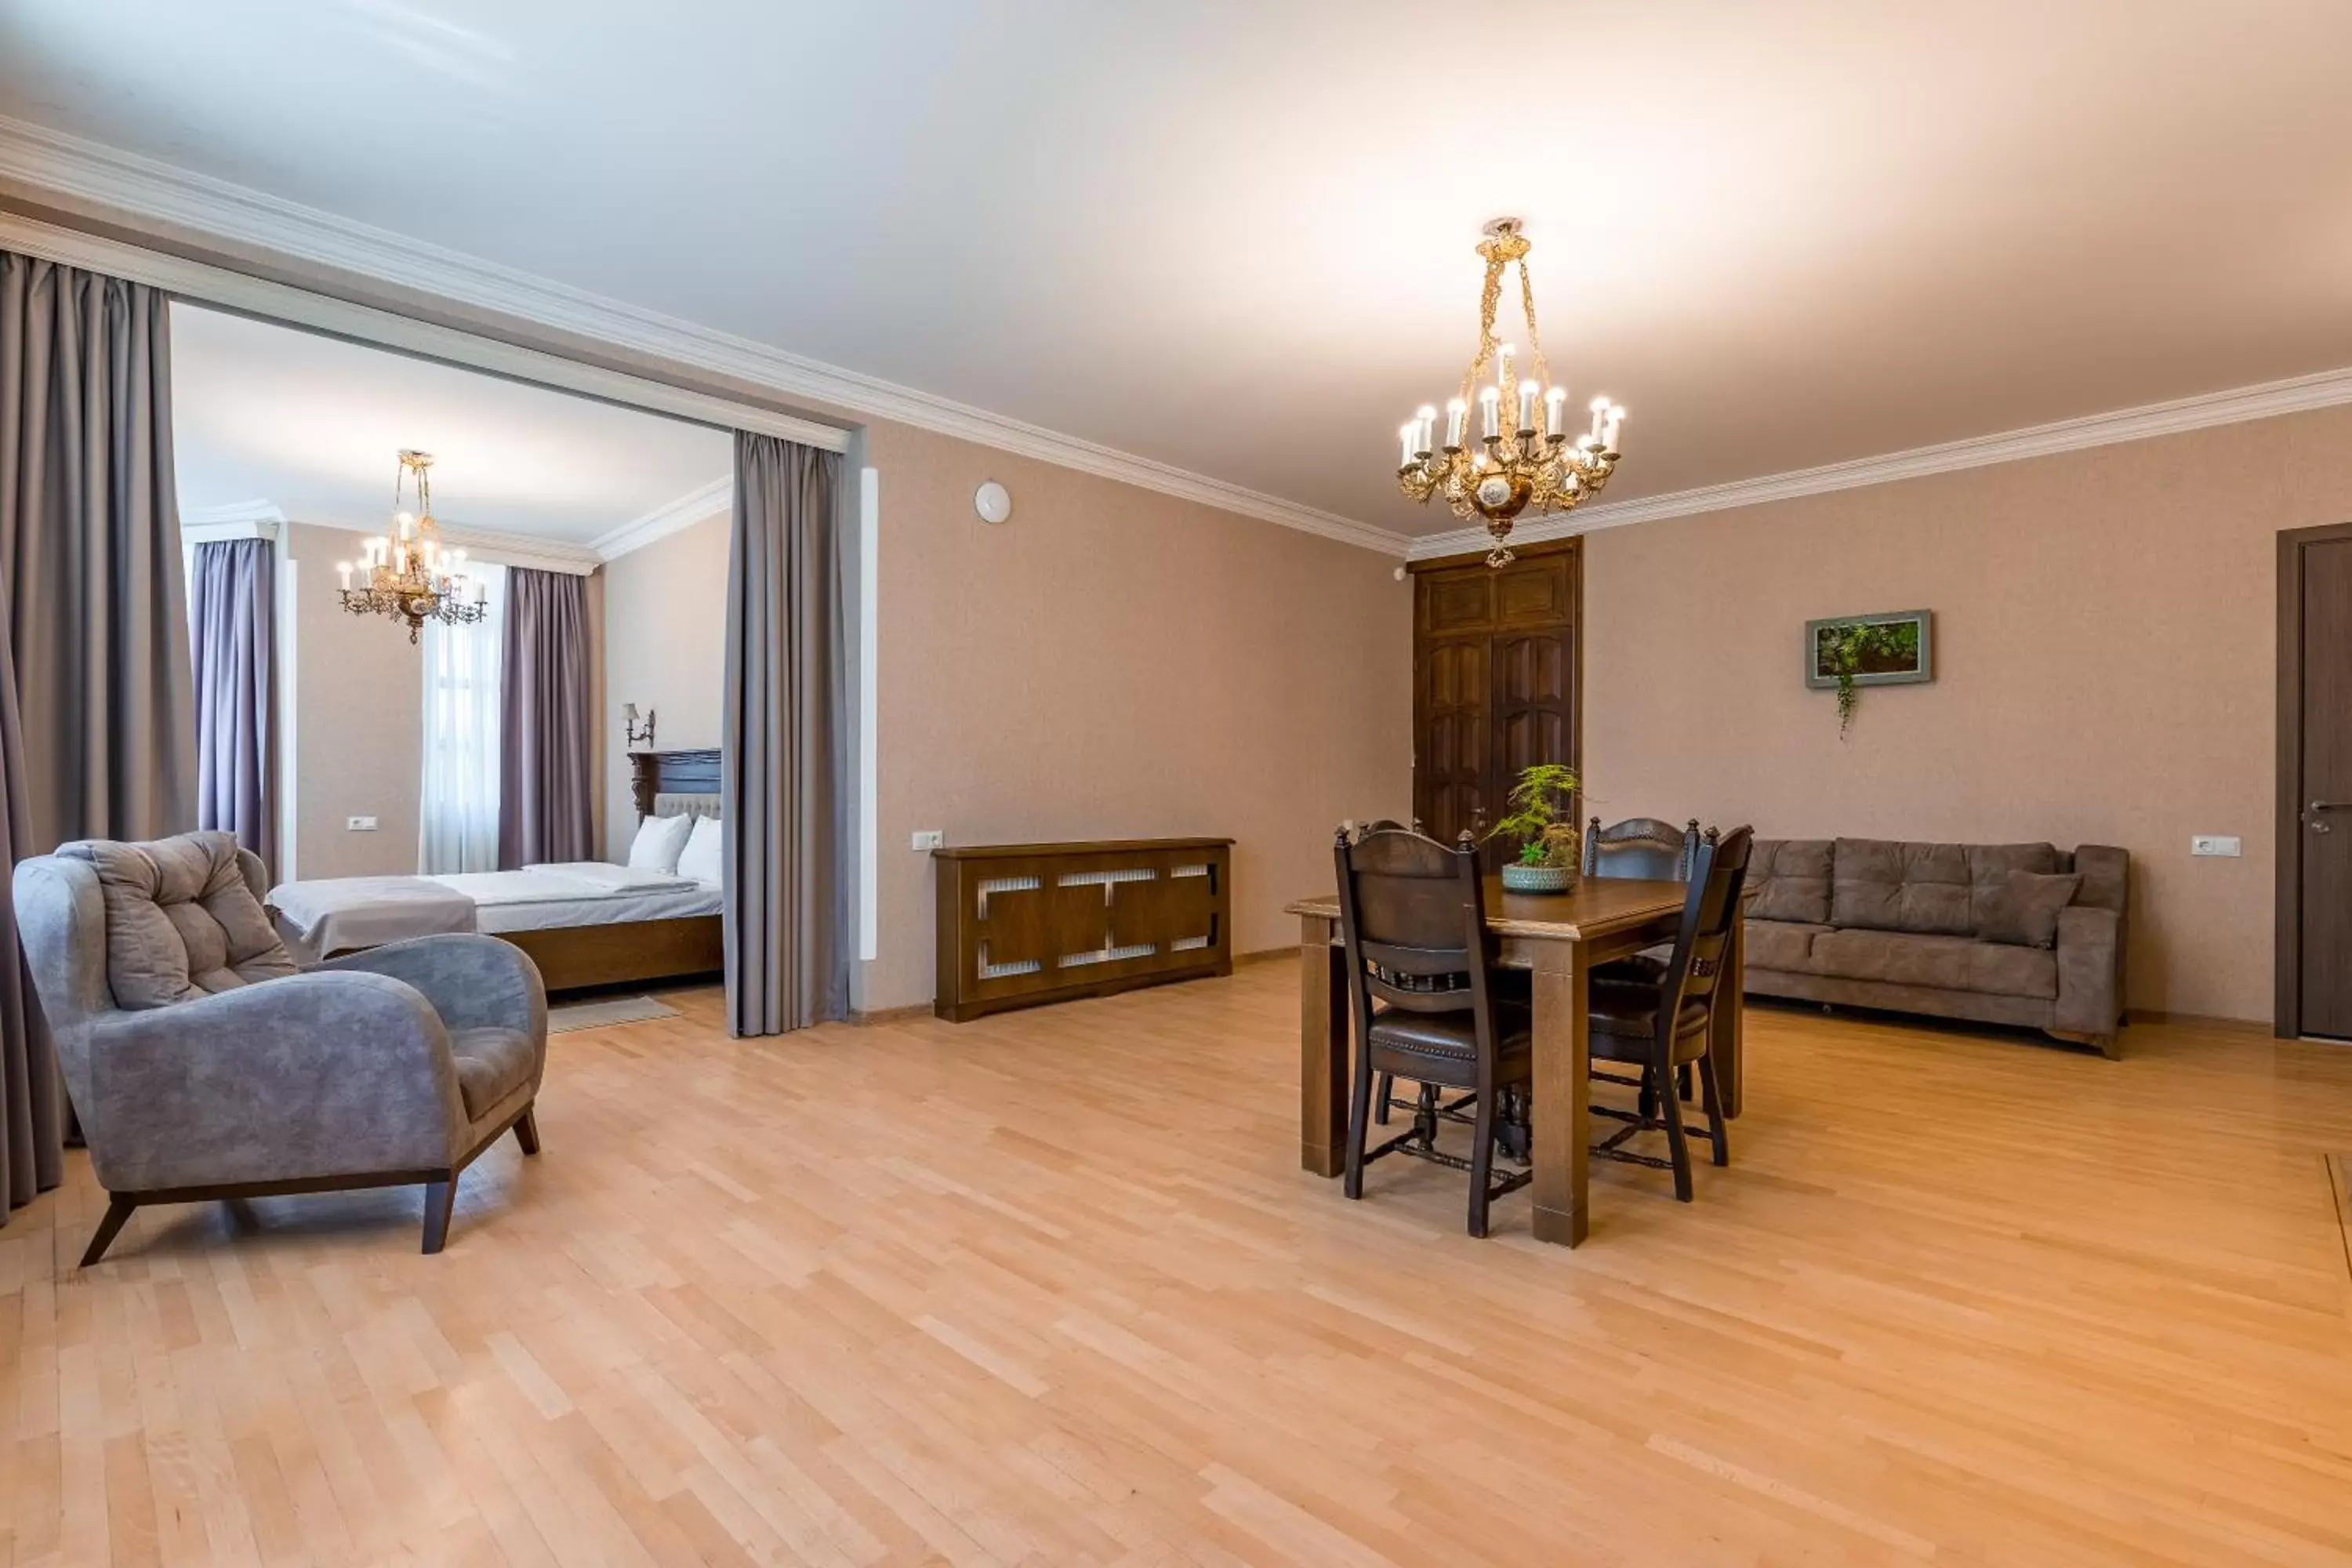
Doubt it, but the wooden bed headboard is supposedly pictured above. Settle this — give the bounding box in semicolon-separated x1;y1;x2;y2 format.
628;748;720;820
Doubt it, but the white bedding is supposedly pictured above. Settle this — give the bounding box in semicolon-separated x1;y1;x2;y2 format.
426;862;722;934
270;862;720;955
270;874;478;960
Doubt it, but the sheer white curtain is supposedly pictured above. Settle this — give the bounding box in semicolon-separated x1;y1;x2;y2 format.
419;561;507;873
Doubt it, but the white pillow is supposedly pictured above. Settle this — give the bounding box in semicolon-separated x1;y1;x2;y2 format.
676;815;724;887
626;813;694;873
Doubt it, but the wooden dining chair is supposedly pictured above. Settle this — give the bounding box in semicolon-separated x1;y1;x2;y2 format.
1333;826;1532;1237
1586;825;1754;1201
1582;816;1701;883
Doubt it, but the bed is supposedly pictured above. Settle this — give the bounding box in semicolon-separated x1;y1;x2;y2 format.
270;764;727;993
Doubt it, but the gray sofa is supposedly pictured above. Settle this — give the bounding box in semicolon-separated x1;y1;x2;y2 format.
13;831;549;1263
1744;837;2129;1056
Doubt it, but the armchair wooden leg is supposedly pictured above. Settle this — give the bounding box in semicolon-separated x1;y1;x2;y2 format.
1467;1088;1498;1239
421;1178;457;1254
1697;1054;1730;1167
1343;1047;1376;1201
514;1106;540;1156
1656;1065;1695;1203
80;1196;137;1268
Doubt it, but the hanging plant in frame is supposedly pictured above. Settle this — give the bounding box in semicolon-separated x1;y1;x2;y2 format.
1805;610;1933;738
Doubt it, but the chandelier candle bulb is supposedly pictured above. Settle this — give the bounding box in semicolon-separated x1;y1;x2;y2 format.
1399;423;1418;468
1444;397;1468;449
1603;405;1624;451
1479;385;1501;439
336;561;352;590
1416;405;1437;456
1517;378;1543;434
1544;386;1567;437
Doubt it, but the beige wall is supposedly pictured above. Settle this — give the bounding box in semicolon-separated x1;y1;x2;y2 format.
862;419;1413;1011
599;510;728;861
285;521;423;879
1584;403;2352;1022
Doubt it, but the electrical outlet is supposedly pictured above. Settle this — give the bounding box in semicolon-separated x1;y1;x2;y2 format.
2190;834;2241;857
347;815;379;832
911;829;945;851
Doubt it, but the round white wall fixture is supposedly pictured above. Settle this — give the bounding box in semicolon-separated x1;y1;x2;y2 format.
974;481;1012;524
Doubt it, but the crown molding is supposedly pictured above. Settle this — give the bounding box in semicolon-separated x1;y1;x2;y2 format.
424;523;602;578
0;114;1410;559
593;476;731;561
1406;362;2352;560
276;507;602;577
180;498;285;531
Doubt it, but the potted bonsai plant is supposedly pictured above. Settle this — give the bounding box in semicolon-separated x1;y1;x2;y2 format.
1489;762;1581;892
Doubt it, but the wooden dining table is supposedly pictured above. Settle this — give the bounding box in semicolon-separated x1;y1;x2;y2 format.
1286;877;1744;1247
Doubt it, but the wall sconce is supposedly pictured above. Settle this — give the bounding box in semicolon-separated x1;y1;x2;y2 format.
622;702;658;750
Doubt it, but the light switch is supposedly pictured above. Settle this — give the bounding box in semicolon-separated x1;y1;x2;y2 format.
911;829;945;851
347;815;379;832
2190;835;2241;857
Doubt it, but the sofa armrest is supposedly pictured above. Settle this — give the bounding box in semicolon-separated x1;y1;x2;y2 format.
79;971;466;1192
2053;905;2123;1037
320;933;547;1039
2070;845;2129;914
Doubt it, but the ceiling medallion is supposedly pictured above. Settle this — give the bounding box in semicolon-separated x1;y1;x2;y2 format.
335;450;489;644
1395;218;1625;567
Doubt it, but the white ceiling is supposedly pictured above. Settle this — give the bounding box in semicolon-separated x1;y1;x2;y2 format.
169;303;731;544
9;0;2352;538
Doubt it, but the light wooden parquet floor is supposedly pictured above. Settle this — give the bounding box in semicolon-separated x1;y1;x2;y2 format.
5;960;2351;1566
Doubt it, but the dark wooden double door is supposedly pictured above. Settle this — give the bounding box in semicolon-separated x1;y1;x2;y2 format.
1412;543;1578;871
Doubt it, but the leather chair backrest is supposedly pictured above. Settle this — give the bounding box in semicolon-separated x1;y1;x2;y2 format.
1584;816;1700;881
1655;826;1756;1036
1332;826;1491;1015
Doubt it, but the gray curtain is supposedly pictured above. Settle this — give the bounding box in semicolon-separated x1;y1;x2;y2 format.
496;565;593;869
190;537;278;875
723;431;848;1036
0;249;196;1218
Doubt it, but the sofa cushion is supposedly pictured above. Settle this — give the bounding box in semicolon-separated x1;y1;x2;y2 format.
1976;870;2081;948
1748;839;1832;924
1963;844;2061;927
450;1026;539;1120
57;832;299;1009
1808;927;2057;1000
1744;918;1830;973
1831;840;1974;935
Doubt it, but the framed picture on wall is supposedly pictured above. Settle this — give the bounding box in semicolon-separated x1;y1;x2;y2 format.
1804;609;1933;689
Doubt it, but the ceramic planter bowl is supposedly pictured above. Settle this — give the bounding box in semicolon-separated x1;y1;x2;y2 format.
1500;863;1576;894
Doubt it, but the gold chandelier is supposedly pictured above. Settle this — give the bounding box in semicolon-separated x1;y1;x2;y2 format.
336;451;488;644
1396;218;1625;566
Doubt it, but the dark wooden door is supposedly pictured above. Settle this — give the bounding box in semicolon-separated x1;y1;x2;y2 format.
1412;542;1580;871
1417;637;1489;848
2288;532;2352;1038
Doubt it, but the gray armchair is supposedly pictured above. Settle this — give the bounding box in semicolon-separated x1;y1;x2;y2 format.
12;831;547;1264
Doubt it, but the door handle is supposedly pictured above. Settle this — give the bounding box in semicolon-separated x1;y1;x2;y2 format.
2314;800;2352;811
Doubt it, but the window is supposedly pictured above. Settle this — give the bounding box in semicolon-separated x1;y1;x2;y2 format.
419;561;507;873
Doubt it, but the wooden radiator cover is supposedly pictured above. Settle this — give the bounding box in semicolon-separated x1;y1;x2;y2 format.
932;838;1234;1022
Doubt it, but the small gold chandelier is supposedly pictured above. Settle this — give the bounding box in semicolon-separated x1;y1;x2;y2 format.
1396;218;1625;566
336;450;488;644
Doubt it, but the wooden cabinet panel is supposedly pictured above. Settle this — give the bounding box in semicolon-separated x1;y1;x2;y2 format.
934;840;1233;1022
1411;543;1580;870
1422;572;1494;635
1495;551;1575;628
